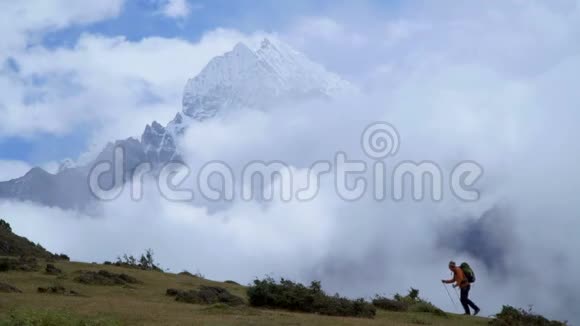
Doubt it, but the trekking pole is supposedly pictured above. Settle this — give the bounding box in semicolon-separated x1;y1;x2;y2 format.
454;286;461;300
442;283;459;313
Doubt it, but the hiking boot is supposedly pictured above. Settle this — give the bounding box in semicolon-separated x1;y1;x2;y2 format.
474;308;480;316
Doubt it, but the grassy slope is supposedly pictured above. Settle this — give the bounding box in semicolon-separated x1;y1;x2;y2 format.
0;259;489;326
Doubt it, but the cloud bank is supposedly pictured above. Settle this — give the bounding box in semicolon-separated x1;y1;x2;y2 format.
2;0;580;323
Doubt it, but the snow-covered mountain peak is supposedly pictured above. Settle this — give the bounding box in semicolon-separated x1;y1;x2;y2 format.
232;41;256;57
255;38;356;97
181;38;357;120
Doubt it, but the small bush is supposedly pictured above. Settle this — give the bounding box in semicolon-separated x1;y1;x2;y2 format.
55;253;70;261
178;270;194;277
373;289;446;317
408;301;447;317
490;305;567;326
0;257;39;272
372;295;408;311
224;280;240;286
113;249;162;272
37;285;81;296
247;277;375;318
167;286;244;306
45;263;62;275
394;287;421;306
0;219;12;232
75;270;140;286
177;270;205;278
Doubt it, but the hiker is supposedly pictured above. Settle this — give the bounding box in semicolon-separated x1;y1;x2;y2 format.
442;261;480;316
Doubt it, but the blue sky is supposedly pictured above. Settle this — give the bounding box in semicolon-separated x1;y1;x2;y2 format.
44;0;393;47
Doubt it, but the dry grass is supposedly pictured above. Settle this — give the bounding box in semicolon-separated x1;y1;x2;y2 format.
0;259;489;326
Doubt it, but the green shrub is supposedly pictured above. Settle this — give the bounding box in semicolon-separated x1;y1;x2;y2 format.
408;301;447;317
247;277;375;318
372;295;409;311
177;270;205;278
394;287;421;306
178;270;193;276
0;257;39;272
113;249;162;272
167;286;244;306
55;254;70;261
0;219;12;232
224;280;240;285
373;289;446;317
75;270;140;286
490;305;567;326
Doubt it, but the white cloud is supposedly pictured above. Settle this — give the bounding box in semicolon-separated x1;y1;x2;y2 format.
0;0;125;57
282;1;580;86
295;17;345;41
156;0;200;19
289;16;367;48
383;20;431;45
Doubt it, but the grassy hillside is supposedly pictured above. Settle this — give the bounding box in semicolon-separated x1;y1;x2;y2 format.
2;219;567;326
0;258;489;326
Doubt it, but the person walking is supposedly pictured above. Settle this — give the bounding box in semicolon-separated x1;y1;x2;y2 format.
442;261;480;316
